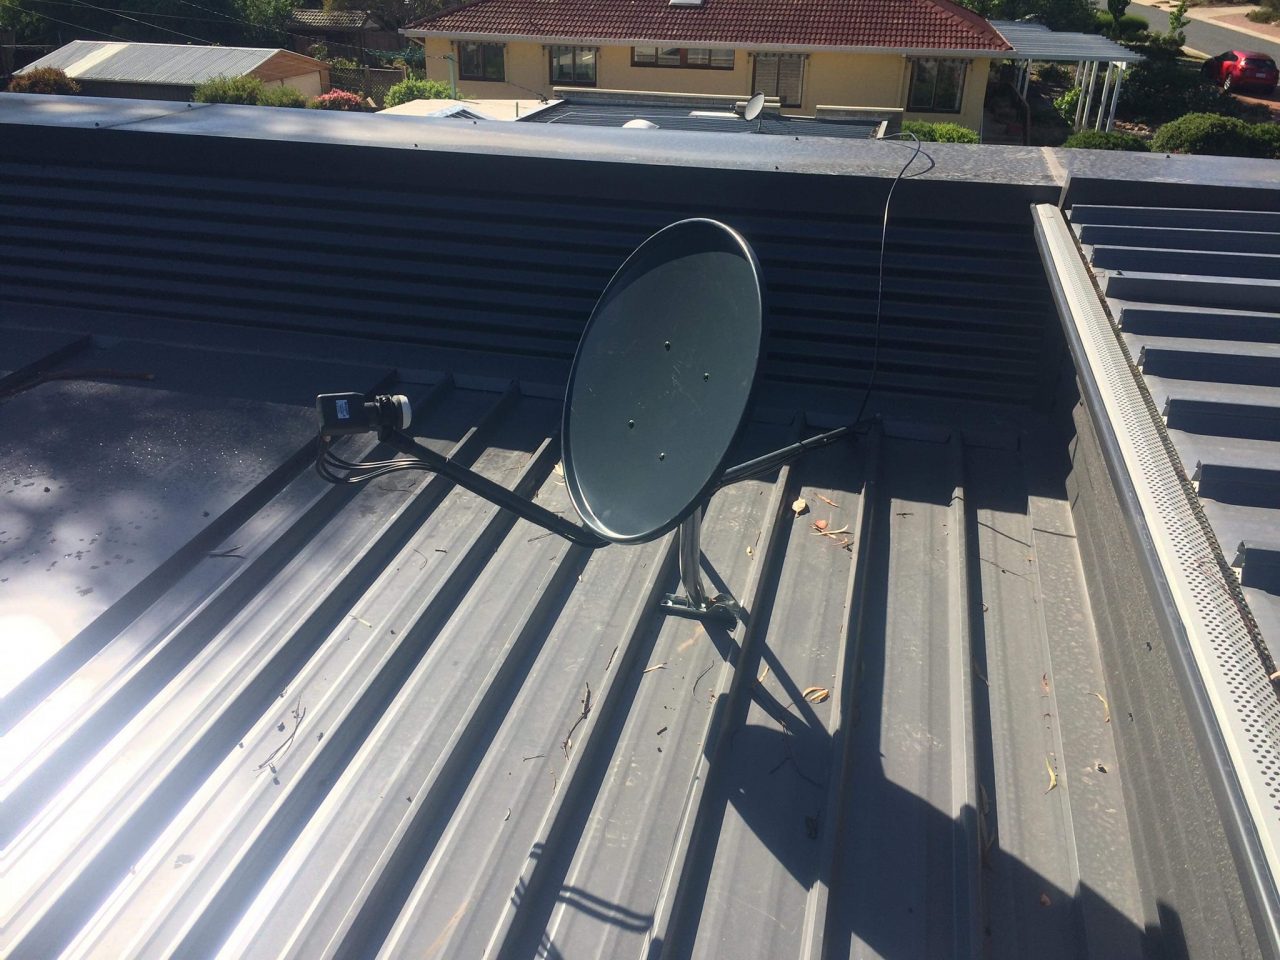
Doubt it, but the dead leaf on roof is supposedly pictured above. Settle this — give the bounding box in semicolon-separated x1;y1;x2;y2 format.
1040;672;1050;696
643;662;668;674
1044;756;1058;793
1039;892;1052;908
812;519;829;532
816;494;840;508
553;461;564;477
1090;691;1111;723
802;686;830;704
757;663;770;684
792;497;808;517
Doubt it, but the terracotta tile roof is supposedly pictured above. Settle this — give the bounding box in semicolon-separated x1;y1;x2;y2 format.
290;8;377;29
406;0;1011;51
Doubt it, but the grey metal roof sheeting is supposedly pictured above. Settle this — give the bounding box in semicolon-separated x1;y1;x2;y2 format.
991;21;1145;62
1067;200;1280;640
0;321;1147;959
16;41;308;84
526;103;883;138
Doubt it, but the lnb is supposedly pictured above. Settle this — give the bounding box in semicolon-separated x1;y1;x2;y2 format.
316;392;412;437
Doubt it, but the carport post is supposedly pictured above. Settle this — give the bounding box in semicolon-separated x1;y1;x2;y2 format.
1106;62;1125;131
1076;61;1096;130
1094;62;1114;130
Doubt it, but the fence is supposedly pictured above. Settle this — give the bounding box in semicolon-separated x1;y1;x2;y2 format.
329;65;407;107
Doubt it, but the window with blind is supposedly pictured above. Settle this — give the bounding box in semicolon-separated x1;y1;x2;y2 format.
907;59;966;113
752;54;804;107
631;47;735;69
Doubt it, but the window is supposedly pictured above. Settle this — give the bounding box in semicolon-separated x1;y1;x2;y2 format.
908;59;967;113
752;53;804;107
631;47;735;69
458;42;504;81
549;45;597;85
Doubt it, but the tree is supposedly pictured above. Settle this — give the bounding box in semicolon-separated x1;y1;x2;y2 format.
8;65;79;92
382;75;451;107
1106;0;1130;37
0;0;297;49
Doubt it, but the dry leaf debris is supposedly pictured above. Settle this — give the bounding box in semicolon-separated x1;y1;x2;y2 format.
1044;756;1058;793
802;686;831;704
1090;691;1111;723
792;497;808;517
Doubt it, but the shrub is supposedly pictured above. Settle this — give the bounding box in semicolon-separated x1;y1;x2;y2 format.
309;89;372;111
1062;129;1150;150
382;76;452;108
1151;112;1271;157
1247;0;1279;22
256;85;307;107
193;75;264;105
900;120;980;142
1094;10;1148;36
1119;57;1251;123
1248;123;1280;159
1035;63;1071;86
1053;86;1080;122
8;67;80;95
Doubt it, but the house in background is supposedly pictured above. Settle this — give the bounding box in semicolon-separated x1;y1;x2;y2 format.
401;0;1011;131
14;41;330;101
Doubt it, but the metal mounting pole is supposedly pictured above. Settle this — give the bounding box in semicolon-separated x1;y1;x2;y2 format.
661;506;737;623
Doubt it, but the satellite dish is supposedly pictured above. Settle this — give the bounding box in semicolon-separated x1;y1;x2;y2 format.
561;218;762;544
623;118;659;129
743;92;766;122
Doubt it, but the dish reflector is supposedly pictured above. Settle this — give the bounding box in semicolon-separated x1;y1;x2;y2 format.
561;219;763;544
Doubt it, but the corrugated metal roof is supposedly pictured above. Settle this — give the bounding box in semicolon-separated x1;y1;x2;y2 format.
0;320;1147;958
16;41;319;85
4;96;1280;960
990;21;1145;63
526;102;882;138
1067;201;1280;638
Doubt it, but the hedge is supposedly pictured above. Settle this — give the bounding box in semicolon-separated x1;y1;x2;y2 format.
899;120;979;143
1063;129;1150;151
1151;112;1277;158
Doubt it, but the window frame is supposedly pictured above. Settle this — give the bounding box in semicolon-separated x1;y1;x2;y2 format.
457;41;505;82
906;58;967;114
751;52;804;107
630;46;735;70
548;44;598;86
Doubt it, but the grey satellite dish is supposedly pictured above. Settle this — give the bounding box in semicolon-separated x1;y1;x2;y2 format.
623;118;659;129
315;218;850;623
562;219;760;546
743;92;766;122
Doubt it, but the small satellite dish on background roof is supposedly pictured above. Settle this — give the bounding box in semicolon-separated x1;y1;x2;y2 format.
743;92;766;122
315;219;851;623
623;118;659;129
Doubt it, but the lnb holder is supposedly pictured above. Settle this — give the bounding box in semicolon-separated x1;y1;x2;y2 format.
317;392;411;439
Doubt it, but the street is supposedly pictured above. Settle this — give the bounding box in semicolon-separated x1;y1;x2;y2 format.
1126;0;1280;61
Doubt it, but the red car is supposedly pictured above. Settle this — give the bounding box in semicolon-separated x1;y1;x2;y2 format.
1201;50;1279;95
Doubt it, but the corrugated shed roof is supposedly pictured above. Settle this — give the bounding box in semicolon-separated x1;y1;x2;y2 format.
16;41;323;84
406;0;1012;52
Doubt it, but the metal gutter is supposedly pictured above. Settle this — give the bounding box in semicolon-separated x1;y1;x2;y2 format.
1033;202;1280;956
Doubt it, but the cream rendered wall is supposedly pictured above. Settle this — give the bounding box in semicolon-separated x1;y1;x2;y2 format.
802;51;904;114
421;36;549;100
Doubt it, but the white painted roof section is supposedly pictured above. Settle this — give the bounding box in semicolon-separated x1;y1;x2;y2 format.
16;40;323;84
991;20;1145;62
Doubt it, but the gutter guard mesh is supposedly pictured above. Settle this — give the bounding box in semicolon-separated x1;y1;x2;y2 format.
1033;204;1280;877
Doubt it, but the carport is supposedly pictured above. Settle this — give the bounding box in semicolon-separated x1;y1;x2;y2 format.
992;20;1146;131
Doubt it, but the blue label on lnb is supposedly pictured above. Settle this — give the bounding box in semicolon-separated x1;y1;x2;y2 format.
336;399;350;420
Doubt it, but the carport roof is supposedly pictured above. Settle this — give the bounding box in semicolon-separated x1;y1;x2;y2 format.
991;20;1146;62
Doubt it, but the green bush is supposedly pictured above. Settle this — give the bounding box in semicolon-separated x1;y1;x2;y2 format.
1062;129;1149;150
8;67;80;95
382;76;453;108
1094;11;1149;36
1248;123;1280;159
1246;0;1279;22
901;120;979;143
1053;86;1080;122
1119;57;1251;123
256;85;307;107
1151;112;1271;157
193;75;265;105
